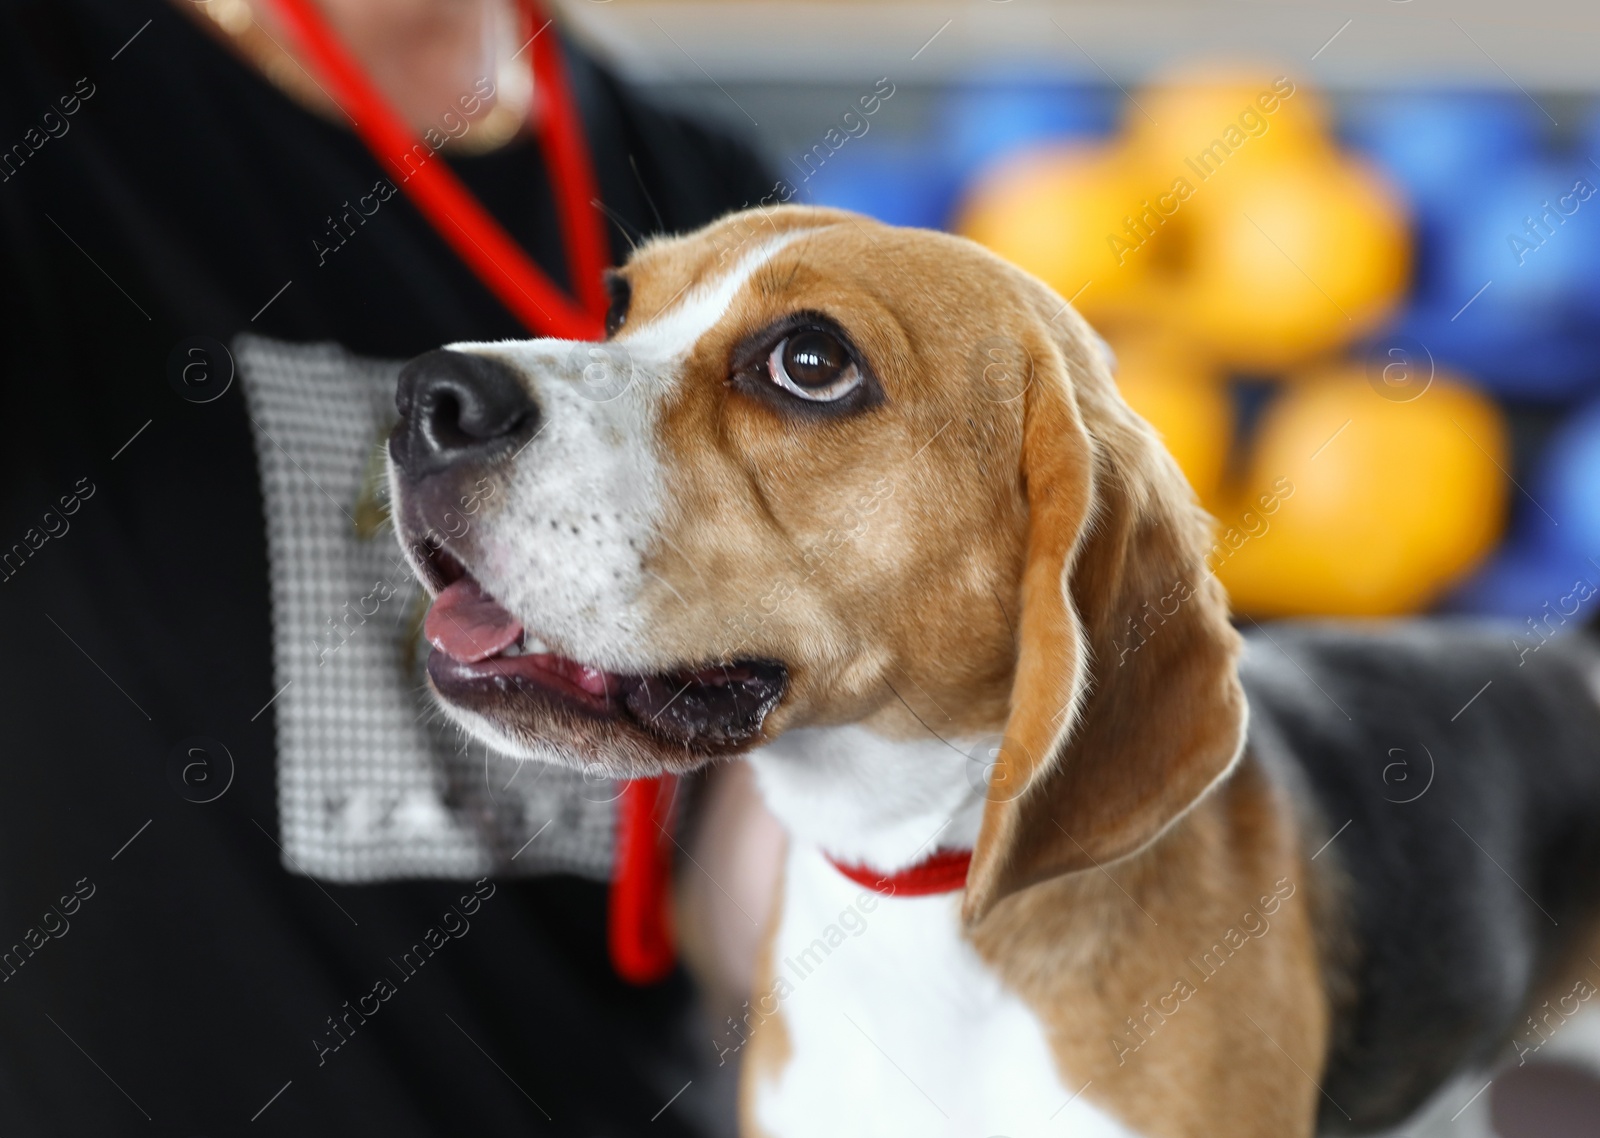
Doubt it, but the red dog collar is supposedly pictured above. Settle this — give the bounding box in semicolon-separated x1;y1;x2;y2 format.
828;847;973;896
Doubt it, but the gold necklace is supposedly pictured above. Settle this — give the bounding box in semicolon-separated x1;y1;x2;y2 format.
189;0;528;155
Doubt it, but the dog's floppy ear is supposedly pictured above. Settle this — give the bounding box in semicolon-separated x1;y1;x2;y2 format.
963;303;1246;925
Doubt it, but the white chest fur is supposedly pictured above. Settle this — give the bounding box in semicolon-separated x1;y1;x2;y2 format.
751;844;1141;1138
747;728;1142;1138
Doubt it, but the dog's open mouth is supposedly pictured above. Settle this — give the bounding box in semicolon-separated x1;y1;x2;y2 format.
420;554;787;755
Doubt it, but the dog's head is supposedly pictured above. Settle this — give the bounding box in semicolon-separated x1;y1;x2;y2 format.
388;205;1245;918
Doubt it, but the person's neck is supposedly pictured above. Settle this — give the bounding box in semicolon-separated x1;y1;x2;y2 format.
175;0;526;142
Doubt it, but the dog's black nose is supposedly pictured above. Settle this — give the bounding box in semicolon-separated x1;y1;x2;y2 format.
392;350;539;478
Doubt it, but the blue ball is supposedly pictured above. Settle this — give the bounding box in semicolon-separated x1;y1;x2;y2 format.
1575;101;1600;168
934;76;1115;177
1447;537;1596;620
1394;304;1597;400
1538;397;1600;555
1340;91;1544;219
801;141;960;231
1344;91;1568;393
1429;160;1600;316
1396;157;1600;399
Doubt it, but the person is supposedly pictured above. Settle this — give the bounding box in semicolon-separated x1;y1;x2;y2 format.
0;0;773;1132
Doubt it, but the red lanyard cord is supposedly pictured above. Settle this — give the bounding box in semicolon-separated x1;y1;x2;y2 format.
263;0;676;985
611;777;678;983
267;0;605;340
523;4;610;321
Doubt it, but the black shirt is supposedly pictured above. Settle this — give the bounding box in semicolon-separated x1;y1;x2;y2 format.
0;1;769;1132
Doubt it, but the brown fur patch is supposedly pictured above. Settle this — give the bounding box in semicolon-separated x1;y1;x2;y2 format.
973;756;1329;1137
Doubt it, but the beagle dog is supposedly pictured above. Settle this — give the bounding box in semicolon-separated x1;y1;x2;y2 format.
386;205;1600;1137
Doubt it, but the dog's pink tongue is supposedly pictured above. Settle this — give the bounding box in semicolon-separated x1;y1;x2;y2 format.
425;578;524;663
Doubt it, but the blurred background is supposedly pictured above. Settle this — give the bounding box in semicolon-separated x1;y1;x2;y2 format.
566;0;1600;636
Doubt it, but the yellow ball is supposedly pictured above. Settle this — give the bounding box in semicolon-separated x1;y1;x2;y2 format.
1110;337;1232;507
1171;152;1410;370
1215;368;1508;616
955;142;1158;322
1130;70;1331;177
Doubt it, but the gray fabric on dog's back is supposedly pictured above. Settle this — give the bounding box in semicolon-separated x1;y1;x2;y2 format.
238;333;615;882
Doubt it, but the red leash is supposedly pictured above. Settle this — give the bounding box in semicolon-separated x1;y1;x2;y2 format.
267;0;676;984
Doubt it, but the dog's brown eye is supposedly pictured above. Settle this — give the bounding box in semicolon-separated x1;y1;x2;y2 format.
768;331;860;402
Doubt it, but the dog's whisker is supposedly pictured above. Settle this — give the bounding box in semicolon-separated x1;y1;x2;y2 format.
883;679;969;760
